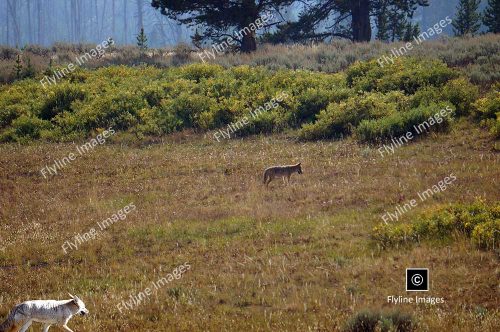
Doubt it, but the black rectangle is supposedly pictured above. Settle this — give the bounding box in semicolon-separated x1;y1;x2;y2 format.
406;268;429;291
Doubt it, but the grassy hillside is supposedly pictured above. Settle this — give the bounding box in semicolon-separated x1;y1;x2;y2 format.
0;122;498;331
0;34;499;332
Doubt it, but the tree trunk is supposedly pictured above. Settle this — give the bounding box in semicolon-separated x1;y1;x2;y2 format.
241;33;257;53
240;0;258;52
100;0;107;40
95;0;99;39
77;0;82;42
136;0;144;30
65;0;70;42
27;0;32;44
112;0;115;38
7;0;21;46
6;1;10;45
351;0;372;42
123;0;128;43
70;0;75;43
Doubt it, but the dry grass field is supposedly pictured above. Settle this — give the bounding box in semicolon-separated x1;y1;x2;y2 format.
0;120;498;331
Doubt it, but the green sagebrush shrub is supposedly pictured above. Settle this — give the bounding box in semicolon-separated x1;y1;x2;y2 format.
346;58;458;94
0;115;51;143
472;84;500;137
39;83;86;120
372;200;500;251
344;309;415;332
441;78;479;116
355;103;454;143
298;91;408;140
0;57;481;143
292;87;352;127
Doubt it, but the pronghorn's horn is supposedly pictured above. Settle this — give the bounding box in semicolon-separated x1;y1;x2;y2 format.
68;293;75;299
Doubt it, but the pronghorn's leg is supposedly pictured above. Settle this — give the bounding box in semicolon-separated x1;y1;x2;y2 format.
43;324;51;332
19;320;32;332
62;325;74;332
282;176;286;184
287;174;291;184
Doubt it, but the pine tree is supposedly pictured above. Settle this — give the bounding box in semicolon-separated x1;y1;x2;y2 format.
376;10;390;41
483;0;500;33
191;29;204;50
403;22;420;42
271;1;428;43
43;58;53;77
136;28;148;51
23;55;35;78
152;0;294;52
453;0;482;36
13;54;22;80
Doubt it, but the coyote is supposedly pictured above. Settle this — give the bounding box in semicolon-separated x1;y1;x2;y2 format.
0;294;88;332
263;163;302;187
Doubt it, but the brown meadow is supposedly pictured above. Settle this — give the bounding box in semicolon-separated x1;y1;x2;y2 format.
0;121;499;331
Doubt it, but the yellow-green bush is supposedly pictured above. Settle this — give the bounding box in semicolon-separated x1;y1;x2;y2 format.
473;84;500;137
0;57;481;143
39;83;86;120
346;58;458;94
355;103;454;142
441;78;479;116
299;91;407;140
372;200;500;251
0;115;51;143
344;309;415;332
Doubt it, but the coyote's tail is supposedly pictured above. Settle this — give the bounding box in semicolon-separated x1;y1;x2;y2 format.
0;307;17;332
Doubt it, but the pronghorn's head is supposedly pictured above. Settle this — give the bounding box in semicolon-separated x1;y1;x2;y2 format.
297;163;303;174
68;293;89;316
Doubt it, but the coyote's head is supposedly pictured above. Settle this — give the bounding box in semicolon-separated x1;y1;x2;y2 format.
68;293;89;316
297;163;303;174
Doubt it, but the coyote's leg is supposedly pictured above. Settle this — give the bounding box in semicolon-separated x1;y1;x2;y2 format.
287;174;291;184
19;320;32;332
43;324;51;332
266;175;273;187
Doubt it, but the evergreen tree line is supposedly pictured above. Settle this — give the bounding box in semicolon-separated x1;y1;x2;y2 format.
1;0;499;52
151;0;499;52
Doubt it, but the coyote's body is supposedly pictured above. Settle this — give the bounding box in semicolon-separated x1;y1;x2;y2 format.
0;294;88;332
263;163;302;187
